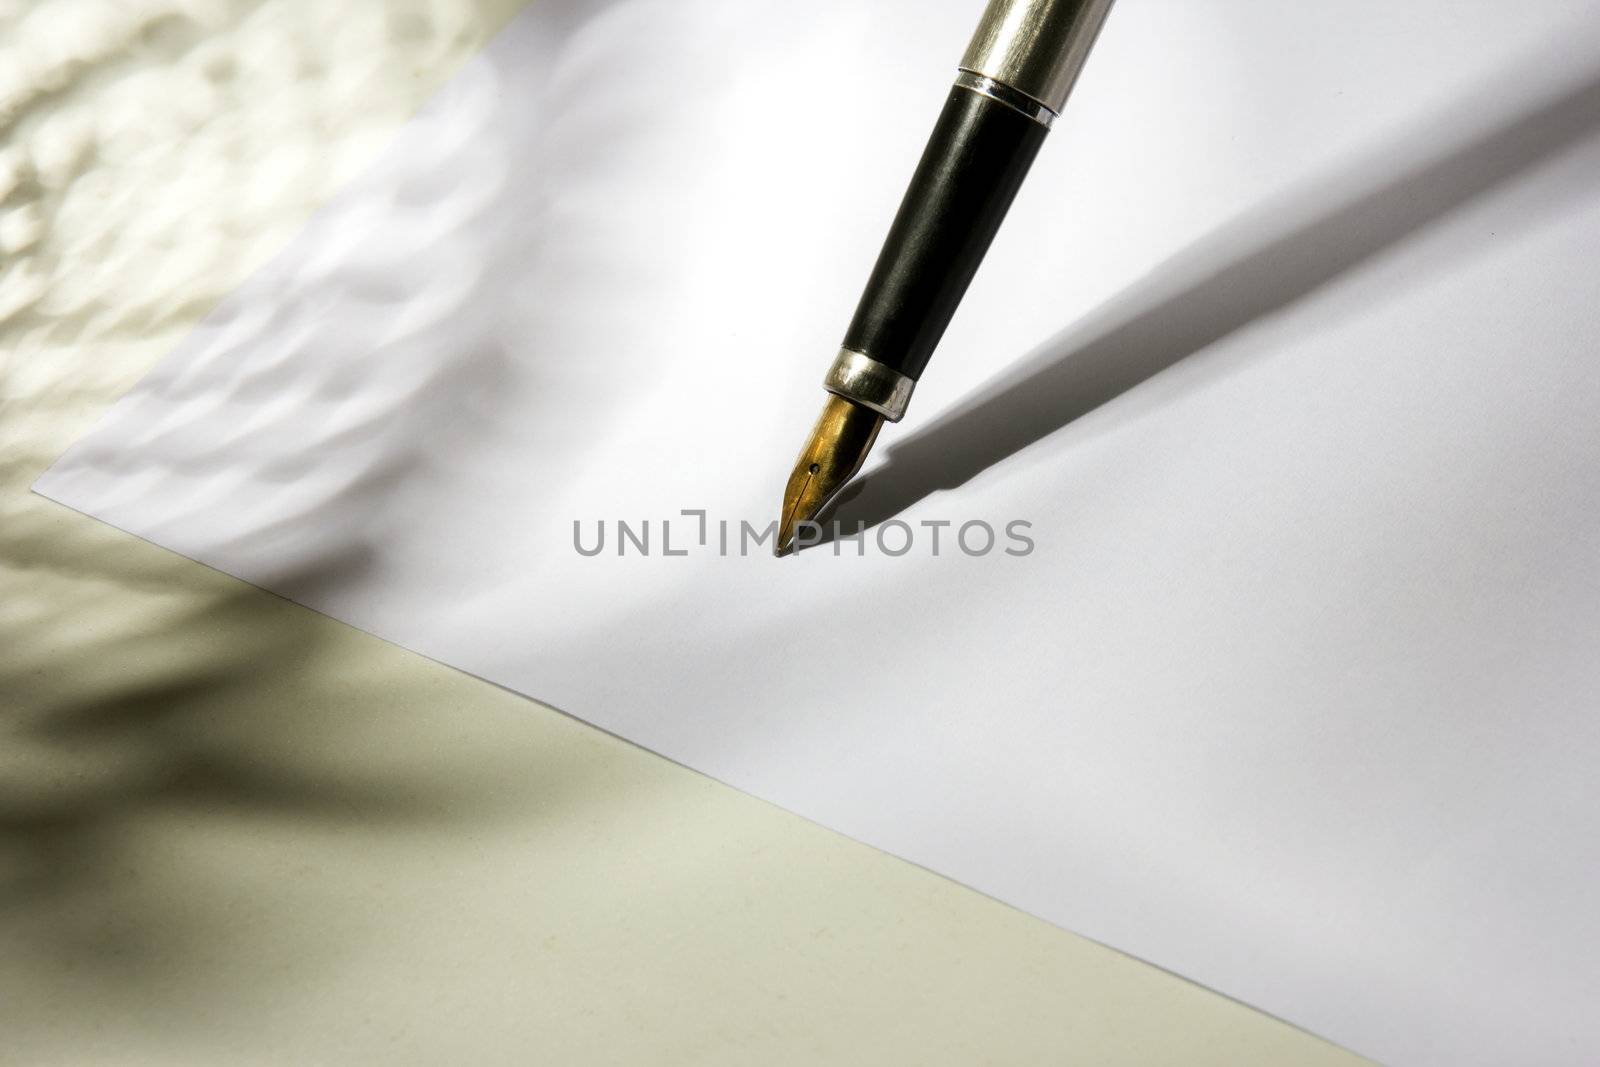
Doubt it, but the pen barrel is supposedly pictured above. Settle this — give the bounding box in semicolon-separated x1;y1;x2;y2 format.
840;87;1048;384
835;0;1111;396
961;0;1113;114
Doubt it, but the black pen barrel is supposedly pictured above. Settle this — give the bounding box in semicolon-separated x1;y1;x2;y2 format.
820;0;1112;424
782;1;1112;548
842;86;1050;384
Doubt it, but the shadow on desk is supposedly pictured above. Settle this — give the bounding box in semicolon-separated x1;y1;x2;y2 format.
0;0;620;988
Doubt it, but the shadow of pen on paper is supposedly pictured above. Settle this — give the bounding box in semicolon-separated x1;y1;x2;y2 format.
826;60;1600;539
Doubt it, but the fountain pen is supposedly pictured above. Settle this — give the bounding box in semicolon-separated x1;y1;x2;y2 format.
776;0;1113;553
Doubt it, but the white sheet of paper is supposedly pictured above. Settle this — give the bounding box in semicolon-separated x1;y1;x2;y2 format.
36;2;1600;1063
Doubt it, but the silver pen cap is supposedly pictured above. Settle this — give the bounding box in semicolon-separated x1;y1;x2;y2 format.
960;0;1114;115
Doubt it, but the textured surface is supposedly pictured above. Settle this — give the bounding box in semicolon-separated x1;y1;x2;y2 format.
0;3;1370;1065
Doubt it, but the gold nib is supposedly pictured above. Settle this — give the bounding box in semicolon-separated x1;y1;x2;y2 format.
777;394;884;555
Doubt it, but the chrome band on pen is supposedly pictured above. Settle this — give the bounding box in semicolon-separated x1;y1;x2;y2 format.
953;71;1056;128
960;0;1114;115
823;349;916;422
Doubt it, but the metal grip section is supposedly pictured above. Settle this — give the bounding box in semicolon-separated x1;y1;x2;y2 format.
959;0;1113;114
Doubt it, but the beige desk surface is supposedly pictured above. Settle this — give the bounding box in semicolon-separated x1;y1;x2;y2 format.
0;3;1370;1063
